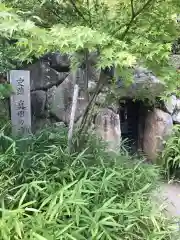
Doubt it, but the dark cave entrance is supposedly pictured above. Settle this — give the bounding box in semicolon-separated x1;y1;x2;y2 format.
119;98;149;153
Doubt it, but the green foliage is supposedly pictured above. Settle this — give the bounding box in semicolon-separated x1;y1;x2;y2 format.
0;1;179;74
0;100;10;133
0;126;176;239
161;125;180;180
0;0;179;98
0;83;12;99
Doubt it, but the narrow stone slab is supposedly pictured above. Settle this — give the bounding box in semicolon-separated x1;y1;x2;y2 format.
9;70;31;136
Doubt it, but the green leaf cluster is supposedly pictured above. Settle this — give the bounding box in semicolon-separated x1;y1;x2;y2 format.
161;124;180;180
0;0;179;98
0;1;179;71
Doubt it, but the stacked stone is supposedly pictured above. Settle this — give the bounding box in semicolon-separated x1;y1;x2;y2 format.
1;52;180;160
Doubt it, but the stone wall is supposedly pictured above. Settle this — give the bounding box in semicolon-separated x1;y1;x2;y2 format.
1;52;180;160
21;54;99;131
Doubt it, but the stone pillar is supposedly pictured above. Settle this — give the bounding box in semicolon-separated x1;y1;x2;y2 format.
95;108;121;152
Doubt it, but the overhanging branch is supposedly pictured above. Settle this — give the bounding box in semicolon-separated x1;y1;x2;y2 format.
130;0;135;18
117;0;155;39
68;0;89;25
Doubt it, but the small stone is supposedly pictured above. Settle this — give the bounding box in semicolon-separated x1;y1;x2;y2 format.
96;93;106;105
88;81;97;93
176;99;180;110
172;111;180;123
53;122;66;128
164;95;177;114
101;86;109;93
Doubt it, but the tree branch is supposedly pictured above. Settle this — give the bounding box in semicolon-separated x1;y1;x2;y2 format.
87;0;92;27
69;0;89;25
120;0;155;39
130;0;135;18
77;69;106;136
37;0;68;25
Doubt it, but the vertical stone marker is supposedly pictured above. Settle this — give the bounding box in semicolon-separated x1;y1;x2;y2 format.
9;70;31;136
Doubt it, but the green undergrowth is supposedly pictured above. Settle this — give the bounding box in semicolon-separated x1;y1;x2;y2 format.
161;125;180;180
0;126;176;239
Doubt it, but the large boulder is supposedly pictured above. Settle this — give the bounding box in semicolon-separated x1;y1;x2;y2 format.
143;109;173;161
25;61;68;91
48;72;88;124
40;52;70;71
31;90;47;118
41;51;100;81
116;66;165;100
94;108;121;152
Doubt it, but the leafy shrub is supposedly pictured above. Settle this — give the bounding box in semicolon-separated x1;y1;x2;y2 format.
0;126;175;239
161;125;180;179
0;99;10;130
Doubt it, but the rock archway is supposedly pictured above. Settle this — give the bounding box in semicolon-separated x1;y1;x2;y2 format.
119;98;149;154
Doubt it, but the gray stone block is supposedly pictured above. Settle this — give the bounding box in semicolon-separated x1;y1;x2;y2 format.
31;90;47;118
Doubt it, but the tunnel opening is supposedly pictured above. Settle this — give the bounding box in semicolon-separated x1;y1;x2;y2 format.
119;98;149;154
